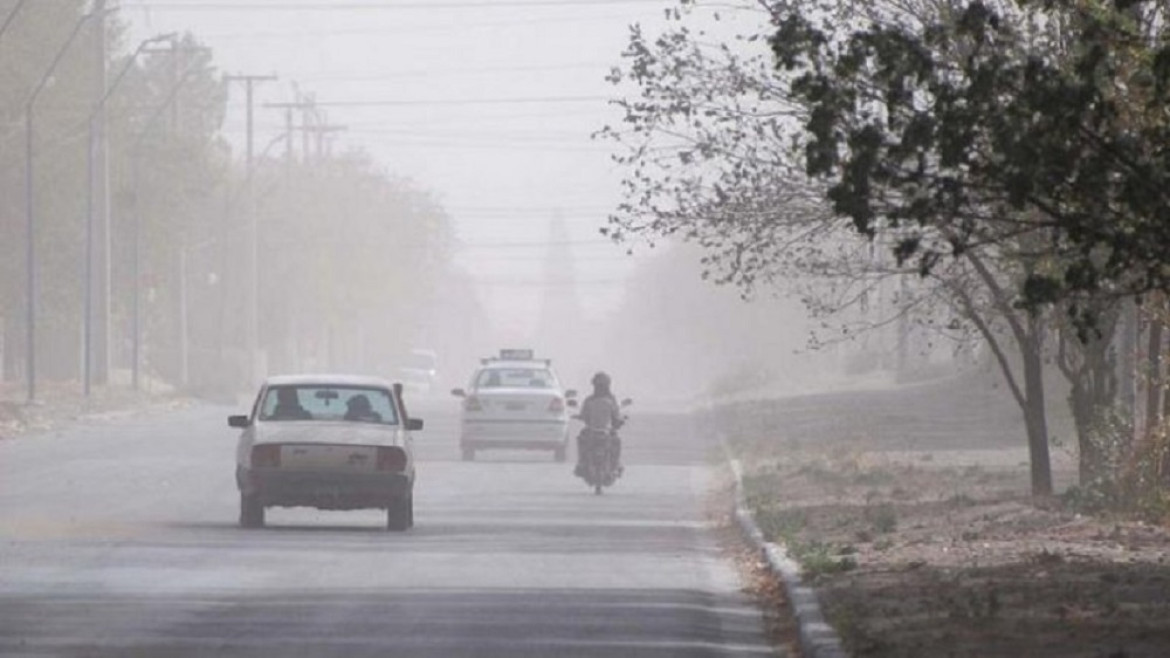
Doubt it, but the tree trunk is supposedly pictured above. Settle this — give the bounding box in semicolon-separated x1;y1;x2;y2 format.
1070;342;1119;487
1145;312;1163;435
1022;328;1054;497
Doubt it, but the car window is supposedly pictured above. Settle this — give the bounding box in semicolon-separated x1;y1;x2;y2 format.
475;368;556;389
258;385;399;424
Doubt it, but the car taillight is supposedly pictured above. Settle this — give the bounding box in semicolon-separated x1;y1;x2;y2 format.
548;397;565;413
464;396;483;412
376;446;407;472
252;444;281;468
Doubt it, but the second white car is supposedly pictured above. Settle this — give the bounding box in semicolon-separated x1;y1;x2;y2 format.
451;350;576;462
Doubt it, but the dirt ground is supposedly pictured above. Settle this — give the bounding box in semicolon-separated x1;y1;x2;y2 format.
0;380;189;440
712;373;1170;658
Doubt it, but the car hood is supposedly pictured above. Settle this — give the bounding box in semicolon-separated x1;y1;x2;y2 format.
253;421;403;447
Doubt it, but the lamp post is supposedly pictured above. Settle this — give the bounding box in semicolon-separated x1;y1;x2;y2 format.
24;12;97;403
83;32;176;397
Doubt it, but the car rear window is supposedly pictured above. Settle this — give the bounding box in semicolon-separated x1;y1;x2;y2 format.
258;385;399;424
475;368;556;389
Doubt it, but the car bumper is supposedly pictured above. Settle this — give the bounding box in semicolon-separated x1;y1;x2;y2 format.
461;420;568;450
238;468;412;510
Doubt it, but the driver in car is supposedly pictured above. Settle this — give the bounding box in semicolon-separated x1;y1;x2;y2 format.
270;387;312;421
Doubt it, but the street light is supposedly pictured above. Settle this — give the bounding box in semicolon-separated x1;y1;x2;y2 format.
83;32;177;397
24;11;100;403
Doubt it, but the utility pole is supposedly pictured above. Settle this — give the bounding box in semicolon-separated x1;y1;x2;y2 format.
297;100;346;163
85;31;176;396
225;73;276;388
92;0;113;390
263;93;315;166
26;12;96;403
316;124;347;160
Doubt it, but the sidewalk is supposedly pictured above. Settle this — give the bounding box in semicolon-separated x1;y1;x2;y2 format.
0;378;190;440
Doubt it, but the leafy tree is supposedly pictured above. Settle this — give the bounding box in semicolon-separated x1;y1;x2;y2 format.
771;0;1170;318
0;1;108;380
599;0;1157;495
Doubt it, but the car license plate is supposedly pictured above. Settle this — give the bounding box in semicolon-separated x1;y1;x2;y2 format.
506;402;527;411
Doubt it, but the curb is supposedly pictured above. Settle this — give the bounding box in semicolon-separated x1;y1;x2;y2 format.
728;456;849;658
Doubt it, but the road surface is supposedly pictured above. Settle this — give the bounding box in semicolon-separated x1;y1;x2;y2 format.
0;398;778;657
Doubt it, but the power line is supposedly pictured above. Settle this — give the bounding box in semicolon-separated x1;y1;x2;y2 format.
220;108;608;130
306;95;610;107
126;0;667;10
457;240;617;248
450;204;614;213
291;61;614;82
348;138;613;152
470;279;630;287
194;15;644;40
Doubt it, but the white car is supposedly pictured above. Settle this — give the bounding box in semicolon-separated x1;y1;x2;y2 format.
397;348;438;396
451;350;577;462
228;374;421;531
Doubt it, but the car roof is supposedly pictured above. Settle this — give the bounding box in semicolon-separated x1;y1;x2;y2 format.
263;374;395;389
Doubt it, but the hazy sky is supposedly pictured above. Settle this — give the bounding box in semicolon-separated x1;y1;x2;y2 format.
120;0;694;335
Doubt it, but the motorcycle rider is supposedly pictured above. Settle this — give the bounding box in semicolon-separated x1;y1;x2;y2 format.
574;371;624;478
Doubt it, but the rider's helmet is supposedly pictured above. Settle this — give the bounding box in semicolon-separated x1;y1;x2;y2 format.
591;371;611;394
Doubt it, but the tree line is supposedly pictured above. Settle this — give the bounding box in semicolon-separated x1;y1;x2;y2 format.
0;1;456;397
601;0;1170;513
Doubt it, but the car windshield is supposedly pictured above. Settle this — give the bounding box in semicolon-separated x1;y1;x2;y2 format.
475;368;556;389
257;385;399;424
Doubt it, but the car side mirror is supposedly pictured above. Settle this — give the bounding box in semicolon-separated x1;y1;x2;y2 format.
228;415;251;429
406;418;424;431
565;389;578;398
450;388;466;398
620;398;633;407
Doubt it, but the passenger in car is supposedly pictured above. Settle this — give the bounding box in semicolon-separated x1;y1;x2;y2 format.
344;394;382;423
271;387;312;420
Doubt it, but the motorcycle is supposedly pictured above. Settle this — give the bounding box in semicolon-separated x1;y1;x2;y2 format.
573;399;632;495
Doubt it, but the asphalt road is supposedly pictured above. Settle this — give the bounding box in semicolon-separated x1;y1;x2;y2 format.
0;398;778;657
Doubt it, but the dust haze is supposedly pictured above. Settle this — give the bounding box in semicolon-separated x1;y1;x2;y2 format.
0;0;877;406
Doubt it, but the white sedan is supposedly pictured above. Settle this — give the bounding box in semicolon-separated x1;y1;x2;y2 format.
228;374;420;531
451;357;576;462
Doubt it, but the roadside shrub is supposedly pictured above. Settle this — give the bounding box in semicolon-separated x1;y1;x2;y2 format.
755;508;807;543
793;540;859;579
866;503;899;534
